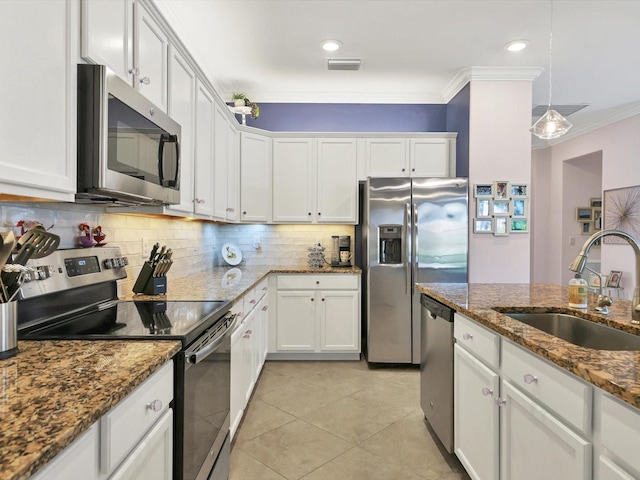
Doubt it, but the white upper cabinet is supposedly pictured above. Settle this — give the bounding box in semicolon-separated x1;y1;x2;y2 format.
166;45;195;213
193;80;215;217
317;138;357;223
365;138;407;177
240;132;272;223
134;1;168;111
0;0;76;201
366;136;455;178
212;104;229;221
226;124;240;222
409;138;450;177
81;0;133;82
272;138;316;223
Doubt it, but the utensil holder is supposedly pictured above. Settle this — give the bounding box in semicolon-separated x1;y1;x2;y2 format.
0;301;18;360
133;262;167;295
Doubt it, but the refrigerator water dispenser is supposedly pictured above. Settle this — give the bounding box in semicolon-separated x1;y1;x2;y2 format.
379;225;402;264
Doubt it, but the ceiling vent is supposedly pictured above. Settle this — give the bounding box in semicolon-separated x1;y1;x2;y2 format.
532;104;589;117
327;58;361;71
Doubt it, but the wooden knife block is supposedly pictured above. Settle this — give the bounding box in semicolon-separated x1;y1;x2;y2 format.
133;261;167;295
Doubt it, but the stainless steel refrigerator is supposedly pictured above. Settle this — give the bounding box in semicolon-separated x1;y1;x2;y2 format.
364;177;468;364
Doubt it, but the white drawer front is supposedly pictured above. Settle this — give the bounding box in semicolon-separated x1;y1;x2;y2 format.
599;455;637;480
101;361;174;474
255;277;269;301
243;287;258;313
454;313;500;369
501;340;591;435
600;392;640;475
277;274;358;290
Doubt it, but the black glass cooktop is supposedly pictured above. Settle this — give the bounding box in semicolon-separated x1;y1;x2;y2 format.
18;300;231;346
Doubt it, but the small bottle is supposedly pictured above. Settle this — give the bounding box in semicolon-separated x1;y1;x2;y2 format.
568;274;588;308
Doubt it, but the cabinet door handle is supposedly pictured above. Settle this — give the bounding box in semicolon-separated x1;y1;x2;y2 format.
496;397;507;407
249;299;256;304
139;76;151;85
481;387;493;397
146;399;163;412
523;374;538;384
262;305;269;311
129;67;140;76
462;332;473;340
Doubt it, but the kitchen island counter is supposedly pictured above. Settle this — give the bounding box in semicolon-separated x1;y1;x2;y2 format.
0;340;180;480
417;282;640;409
125;264;361;302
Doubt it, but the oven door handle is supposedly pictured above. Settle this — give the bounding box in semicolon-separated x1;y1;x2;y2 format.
185;313;238;365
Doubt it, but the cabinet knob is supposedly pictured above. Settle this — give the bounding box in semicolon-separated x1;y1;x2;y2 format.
401;168;405;172
262;305;269;311
462;332;473;340
318;212;321;216
243;211;247;215
129;67;140;76
321;298;325;302
481;387;493;397
496;397;507;407
140;76;151;85
146;399;163;412
311;297;314;302
412;168;415;172
523;373;538;385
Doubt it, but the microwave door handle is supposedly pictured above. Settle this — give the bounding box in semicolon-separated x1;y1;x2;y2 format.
158;134;180;187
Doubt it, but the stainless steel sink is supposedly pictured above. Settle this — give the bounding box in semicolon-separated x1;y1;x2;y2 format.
498;312;640;350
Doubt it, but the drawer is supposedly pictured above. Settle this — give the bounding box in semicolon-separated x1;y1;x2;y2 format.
501;340;592;435
277;274;358;290
454;313;500;369
243;287;258;313
255;277;269;301
100;361;174;474
600;392;640;475
230;300;244;322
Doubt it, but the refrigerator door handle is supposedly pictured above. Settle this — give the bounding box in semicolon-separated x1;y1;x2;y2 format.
405;202;411;295
412;203;418;295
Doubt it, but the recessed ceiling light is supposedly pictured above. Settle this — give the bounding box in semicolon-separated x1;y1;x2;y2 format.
505;40;529;52
320;39;342;52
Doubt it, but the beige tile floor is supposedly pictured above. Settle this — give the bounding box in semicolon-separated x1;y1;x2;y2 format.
230;360;471;480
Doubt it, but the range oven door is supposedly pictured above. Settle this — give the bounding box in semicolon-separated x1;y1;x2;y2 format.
175;315;234;480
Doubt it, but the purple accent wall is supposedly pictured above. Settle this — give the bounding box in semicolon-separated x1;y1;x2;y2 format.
445;84;470;177
237;103;447;132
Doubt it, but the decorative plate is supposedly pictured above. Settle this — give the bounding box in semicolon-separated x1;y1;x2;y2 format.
223;267;242;286
221;243;242;265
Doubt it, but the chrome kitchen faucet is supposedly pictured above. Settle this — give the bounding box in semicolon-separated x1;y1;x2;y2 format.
569;229;640;324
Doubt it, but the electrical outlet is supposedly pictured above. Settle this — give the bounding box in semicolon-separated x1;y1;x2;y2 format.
142;237;151;258
253;236;261;249
569;236;576;246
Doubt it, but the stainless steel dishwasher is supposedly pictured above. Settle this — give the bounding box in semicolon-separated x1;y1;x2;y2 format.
420;294;455;453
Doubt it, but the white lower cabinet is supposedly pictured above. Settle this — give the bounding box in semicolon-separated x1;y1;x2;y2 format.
500;379;591;480
270;274;360;359
230;280;269;439
454;313;593;480
30;361;173;480
454;344;499;480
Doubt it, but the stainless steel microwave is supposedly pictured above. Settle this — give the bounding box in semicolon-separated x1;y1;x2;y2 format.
77;64;181;205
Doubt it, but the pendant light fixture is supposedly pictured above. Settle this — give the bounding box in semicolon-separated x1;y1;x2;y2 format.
530;0;572;140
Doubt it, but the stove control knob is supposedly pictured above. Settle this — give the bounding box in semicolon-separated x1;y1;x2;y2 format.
121;257;129;266
103;259;113;269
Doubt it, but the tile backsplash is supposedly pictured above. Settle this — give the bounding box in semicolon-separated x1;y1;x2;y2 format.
0;202;354;296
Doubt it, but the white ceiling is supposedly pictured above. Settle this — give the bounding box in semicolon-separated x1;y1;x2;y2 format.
154;0;640;143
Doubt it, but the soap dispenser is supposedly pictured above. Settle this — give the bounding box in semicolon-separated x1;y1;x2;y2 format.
568;274;588;308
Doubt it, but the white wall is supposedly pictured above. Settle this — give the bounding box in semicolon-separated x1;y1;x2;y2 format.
532;114;640;296
468;80;533;283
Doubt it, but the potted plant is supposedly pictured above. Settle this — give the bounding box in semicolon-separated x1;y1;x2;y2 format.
231;93;246;107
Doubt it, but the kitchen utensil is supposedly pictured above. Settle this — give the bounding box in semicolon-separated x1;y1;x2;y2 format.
0;232;15;276
14;226;60;259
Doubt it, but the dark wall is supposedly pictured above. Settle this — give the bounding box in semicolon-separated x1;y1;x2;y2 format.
241;103;447;132
445;84;471;177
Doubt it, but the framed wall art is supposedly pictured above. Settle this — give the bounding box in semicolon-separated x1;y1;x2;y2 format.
473;218;493;233
603;185;640;244
494;181;509;200
494;216;509;236
492;200;510;215
576;207;593;221
511;198;527;217
510;218;529;233
474;184;493;198
511;184;528;197
477;198;491;218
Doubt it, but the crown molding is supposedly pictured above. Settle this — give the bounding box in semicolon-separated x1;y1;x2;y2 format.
442;66;544;103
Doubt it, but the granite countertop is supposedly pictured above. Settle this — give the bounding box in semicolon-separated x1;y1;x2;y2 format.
0;340;180;480
417;283;640;409
125;264;362;302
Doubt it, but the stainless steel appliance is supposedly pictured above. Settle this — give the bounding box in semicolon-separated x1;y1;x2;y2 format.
77;64;181;205
364;177;468;364
331;235;352;267
16;247;234;480
420;294;455;453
